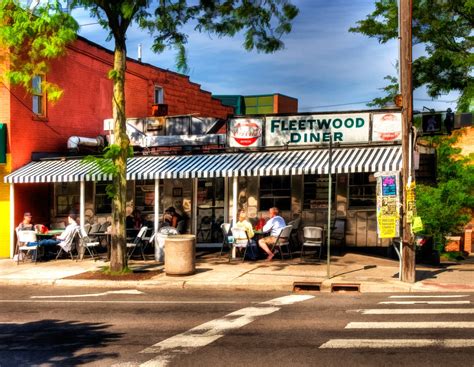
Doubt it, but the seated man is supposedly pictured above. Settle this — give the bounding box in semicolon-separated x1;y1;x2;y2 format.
16;212;35;232
258;207;286;261
38;213;79;253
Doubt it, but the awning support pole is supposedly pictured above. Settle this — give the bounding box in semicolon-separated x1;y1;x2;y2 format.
327;135;333;279
9;183;14;258
154;178;160;234
192;178;198;236
232;176;238;259
80;180;85;229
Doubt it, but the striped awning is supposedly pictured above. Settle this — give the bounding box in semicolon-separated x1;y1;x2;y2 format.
5;146;402;183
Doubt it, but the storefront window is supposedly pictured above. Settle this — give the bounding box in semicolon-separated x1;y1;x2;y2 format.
349;173;376;208
197;178;225;243
55;183;79;215
259;176;291;211
95;182;112;214
303;174;336;209
135;179;157;213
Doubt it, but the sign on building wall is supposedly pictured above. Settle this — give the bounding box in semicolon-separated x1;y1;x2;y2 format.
229;118;264;148
372;112;402;142
265;113;370;147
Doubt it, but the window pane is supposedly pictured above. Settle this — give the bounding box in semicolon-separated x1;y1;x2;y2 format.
95;182;113;214
32;76;42;94
32;96;40;114
154;87;163;104
259;176;291;211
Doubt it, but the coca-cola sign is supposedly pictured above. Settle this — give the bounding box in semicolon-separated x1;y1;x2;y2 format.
229;118;263;147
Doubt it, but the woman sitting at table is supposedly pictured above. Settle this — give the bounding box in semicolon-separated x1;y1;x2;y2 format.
234;210;255;242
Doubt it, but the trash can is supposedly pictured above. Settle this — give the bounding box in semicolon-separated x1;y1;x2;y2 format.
155;234;167;262
164;235;196;276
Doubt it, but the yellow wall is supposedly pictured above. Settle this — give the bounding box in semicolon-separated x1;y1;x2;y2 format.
0;153;11;258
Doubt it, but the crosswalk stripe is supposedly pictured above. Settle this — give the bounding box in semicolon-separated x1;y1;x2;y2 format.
346;322;474;329
379;301;470;305
361;308;474;315
389;295;469;299
320;339;474;349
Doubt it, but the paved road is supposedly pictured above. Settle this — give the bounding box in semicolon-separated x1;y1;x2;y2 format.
0;286;472;367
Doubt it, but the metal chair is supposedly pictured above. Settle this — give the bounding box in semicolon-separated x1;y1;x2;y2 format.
270;225;293;260
55;227;79;260
230;227;250;262
127;226;148;260
83;223;92;234
78;226;100;261
219;223;231;258
301;226;324;262
16;230;38;264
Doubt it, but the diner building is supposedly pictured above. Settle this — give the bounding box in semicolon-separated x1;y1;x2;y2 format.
5;108;408;257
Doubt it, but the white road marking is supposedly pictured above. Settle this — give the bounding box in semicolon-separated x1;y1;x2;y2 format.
260;294;315;306
134;294;314;367
379;300;470;305
320;339;474;349
389;295;469;299
0;300;239;305
31;289;144;298
346;321;474;329
361;308;474;315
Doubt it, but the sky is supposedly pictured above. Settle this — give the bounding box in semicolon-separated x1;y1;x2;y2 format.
71;0;459;113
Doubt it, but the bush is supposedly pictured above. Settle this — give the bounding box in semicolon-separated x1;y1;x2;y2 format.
416;132;474;248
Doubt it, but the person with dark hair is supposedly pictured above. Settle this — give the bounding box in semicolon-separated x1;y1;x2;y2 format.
16;212;35;232
164;207;183;228
126;209;143;230
37;213;79;252
444;108;454;135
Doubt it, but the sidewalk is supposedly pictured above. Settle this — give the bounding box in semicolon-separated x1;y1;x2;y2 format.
0;252;473;292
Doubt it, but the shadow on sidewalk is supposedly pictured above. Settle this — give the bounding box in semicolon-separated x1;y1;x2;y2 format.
0;319;122;366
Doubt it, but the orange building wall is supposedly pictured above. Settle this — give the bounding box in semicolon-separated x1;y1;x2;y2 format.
273;94;298;114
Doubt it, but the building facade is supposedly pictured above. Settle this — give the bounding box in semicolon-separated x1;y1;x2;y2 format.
0;36;232;257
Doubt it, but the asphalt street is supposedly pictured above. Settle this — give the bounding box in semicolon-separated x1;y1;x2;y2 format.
0;286;472;367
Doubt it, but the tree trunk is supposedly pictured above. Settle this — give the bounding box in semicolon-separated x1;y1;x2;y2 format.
110;39;129;272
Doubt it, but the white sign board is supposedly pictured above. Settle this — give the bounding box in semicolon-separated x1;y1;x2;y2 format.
372;112;402;142
265;113;370;146
229;118;264;148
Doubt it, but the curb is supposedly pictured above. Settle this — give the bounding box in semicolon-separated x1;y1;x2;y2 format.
1;277;473;293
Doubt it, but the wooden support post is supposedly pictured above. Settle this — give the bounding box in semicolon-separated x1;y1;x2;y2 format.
400;0;416;283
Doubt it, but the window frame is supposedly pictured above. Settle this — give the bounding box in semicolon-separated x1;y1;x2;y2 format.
154;85;164;104
32;75;47;117
55;182;79;216
94;182;113;214
259;175;292;211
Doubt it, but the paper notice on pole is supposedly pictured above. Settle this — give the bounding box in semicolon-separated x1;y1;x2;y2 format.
378;215;398;238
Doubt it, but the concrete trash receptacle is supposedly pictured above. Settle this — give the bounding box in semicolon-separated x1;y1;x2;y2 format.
164;235;196;275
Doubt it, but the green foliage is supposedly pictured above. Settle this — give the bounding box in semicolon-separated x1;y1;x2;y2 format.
416;133;474;246
0;0;78;101
350;0;473;111
367;75;399;107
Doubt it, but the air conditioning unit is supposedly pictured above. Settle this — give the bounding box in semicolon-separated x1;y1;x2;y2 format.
152;103;168;117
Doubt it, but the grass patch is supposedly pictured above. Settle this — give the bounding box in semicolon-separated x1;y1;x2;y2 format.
100;266;133;276
440;251;466;262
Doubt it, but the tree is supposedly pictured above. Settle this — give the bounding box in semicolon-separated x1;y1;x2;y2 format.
416;133;474;248
0;0;298;272
350;0;473;111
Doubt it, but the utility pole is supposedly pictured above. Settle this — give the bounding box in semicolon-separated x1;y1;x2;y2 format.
400;0;415;283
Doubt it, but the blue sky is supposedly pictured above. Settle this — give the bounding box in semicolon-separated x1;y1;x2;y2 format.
72;0;458;113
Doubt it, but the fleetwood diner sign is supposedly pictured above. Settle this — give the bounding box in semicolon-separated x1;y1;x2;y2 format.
265;113;370;147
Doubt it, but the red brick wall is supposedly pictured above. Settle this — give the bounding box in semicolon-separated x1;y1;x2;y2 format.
7;37;232;170
273;94;298;114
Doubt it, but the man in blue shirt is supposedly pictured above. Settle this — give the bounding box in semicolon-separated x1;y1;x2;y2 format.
259;207;286;261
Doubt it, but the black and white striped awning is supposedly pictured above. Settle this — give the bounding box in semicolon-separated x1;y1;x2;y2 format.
5;146;402;183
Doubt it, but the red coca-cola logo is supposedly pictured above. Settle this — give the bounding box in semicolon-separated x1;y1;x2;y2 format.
231;120;262;146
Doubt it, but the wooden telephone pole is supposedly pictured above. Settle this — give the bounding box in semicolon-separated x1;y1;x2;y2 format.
400;0;415;283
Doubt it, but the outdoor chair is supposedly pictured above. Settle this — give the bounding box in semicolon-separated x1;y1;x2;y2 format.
301;226;324;262
16;230;38;264
270;225;293;260
288;218;302;252
230;227;250;262
197;216;212;242
127;226;148;260
83;223;92;234
219;223;231;258
78;226;100;261
55;227;79;261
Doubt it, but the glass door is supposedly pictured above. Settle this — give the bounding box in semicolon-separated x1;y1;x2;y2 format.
196;178;225;243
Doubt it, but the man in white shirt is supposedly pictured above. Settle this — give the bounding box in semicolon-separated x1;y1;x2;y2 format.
37;213;79;253
258;207;286;261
